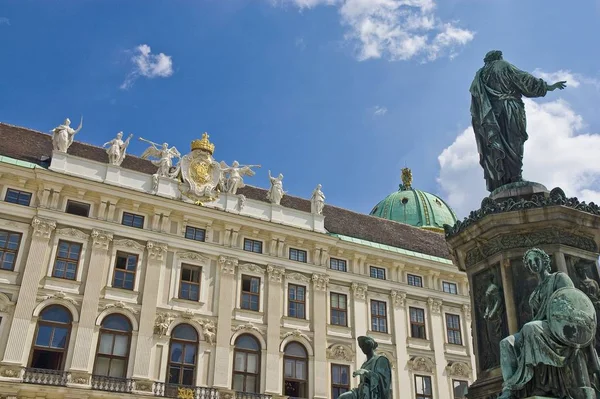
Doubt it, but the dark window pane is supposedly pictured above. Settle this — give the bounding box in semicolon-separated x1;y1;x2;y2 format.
65;200;90;217
173;324;198;341
102;314;131;331
35;325;53;346
40;305;72;323
5;189;32;206
185;226;206;242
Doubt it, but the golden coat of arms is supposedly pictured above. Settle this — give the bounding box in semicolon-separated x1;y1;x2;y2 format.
180;133;222;203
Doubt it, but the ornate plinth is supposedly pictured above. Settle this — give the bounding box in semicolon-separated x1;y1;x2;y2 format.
445;187;600;399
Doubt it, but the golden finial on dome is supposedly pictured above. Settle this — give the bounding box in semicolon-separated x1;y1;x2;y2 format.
401;167;412;190
191;132;215;155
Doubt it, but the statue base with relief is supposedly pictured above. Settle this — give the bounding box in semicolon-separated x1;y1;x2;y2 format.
444;184;600;399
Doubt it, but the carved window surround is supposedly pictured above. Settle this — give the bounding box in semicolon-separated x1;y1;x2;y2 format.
167;251;211;309
43;227;90;293
104;239;146;300
0;219;30;279
235;263;266;314
283;274;311;322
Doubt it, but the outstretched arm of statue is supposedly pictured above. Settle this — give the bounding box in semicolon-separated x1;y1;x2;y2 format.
547;81;567;91
74;116;83;134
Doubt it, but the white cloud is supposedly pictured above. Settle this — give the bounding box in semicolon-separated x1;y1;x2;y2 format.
295;37;307;50
120;44;174;90
438;98;600;217
533;69;600;89
373;105;388;116
275;0;473;61
0;17;10;26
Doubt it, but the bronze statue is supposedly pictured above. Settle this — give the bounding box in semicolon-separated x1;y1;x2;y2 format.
339;336;391;399
499;248;600;399
470;50;566;192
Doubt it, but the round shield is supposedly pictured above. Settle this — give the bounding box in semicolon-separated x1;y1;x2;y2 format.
547;287;597;348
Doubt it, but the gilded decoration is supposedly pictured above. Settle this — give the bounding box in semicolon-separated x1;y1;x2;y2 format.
180;133;222;204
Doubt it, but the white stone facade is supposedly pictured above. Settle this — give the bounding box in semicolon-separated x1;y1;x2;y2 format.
0;149;475;399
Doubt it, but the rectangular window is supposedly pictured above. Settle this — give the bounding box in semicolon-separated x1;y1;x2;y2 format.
288;284;306;319
443;281;458;295
65;200;90;217
408;274;423;287
0;229;22;271
4;188;31;206
330;293;347;326
370;300;387;333
52;240;82;280
184;226;206;242
415;375;433;399
370;266;386;280
329;258;347;272
243;238;262;254
446;314;463;345
410;307;427;339
112;252;138;290
289;248;307;263
331;364;350;398
241;275;260;311
453;380;468;399
179;264;201;301
121;212;144;229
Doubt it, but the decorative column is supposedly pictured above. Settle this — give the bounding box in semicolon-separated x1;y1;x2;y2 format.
69;229;113;377
213;256;238;388
265;265;285;394
2;216;56;366
390;290;409;395
350;283;368;371
311;273;329;399
132;241;167;381
428;298;449;399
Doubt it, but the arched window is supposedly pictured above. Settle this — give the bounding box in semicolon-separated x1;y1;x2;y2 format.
232;334;261;393
168;324;198;386
93;314;132;378
30;305;72;370
283;342;308;398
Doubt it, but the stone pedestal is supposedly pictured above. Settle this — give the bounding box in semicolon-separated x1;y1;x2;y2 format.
444;187;600;399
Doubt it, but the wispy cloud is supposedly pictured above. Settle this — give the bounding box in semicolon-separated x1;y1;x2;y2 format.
295;37;306;50
373;105;388;116
274;0;474;62
533;69;600;89
0;17;10;26
120;44;174;90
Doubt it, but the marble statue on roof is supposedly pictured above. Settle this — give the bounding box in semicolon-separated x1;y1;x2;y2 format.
104;131;133;166
51;116;83;153
266;170;285;205
311;184;325;215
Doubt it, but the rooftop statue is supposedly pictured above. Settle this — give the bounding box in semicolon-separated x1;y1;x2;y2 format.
266;170;285;205
220;161;260;195
499;248;600;399
103;131;133;167
470;50;566;192
338;336;391;399
311;184;325;215
140;138;181;192
51;116;83;153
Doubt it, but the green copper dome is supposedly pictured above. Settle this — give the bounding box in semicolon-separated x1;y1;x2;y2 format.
369;168;457;233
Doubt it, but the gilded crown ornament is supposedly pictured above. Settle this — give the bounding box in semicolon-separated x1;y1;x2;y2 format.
401;167;412;190
191;132;215;155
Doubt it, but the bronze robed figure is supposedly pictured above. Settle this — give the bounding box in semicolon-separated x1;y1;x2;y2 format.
339;336;391;399
470;50;566;192
499;248;600;399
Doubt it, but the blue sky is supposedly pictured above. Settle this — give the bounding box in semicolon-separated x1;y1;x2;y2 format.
1;0;600;217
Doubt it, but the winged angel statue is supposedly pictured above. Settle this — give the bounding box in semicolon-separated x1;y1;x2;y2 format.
219;161;261;195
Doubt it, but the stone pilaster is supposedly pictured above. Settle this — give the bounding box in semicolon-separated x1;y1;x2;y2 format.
312;273;329;399
428;297;449;399
132;241;167;379
69;229;113;372
351;282;368;371
265;265;285;394
390;290;409;396
3;216;56;365
213;256;238;388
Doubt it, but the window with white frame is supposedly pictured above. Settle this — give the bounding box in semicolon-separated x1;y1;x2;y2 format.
288;284;306;319
330;293;347;326
415;375;433;399
243;238;262;254
0;229;21;271
442;281;458;295
4;188;32;206
408;274;423;287
289;248;307;263
241;275;260;311
121;212;144;229
410;307;426;339
112;252;138;291
446;314;462;345
370;300;387;333
52;240;82;280
179;264;201;301
330;258;347;272
370;266;386;280
185;226;206;242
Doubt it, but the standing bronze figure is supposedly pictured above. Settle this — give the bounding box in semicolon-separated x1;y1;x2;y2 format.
470;50;566;192
339;336;391;399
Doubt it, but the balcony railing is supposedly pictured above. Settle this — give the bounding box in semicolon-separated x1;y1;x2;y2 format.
23;368;68;386
91;375;134;393
154;382;219;399
236;392;273;399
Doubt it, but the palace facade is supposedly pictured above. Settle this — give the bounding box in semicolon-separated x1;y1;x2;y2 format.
0;122;474;399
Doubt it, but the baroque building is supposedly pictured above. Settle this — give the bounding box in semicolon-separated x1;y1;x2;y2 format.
0;122;474;399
